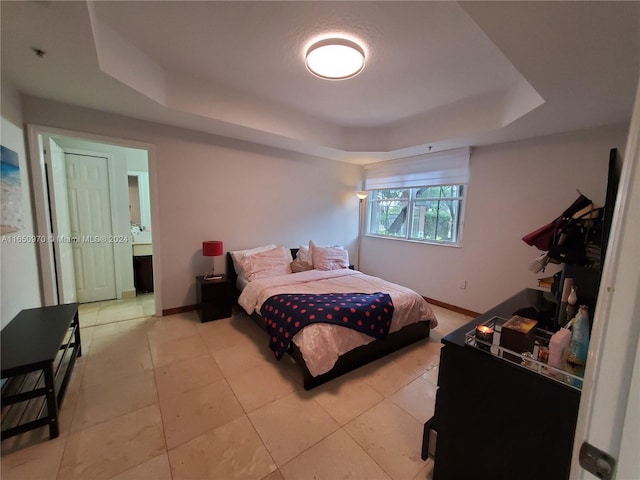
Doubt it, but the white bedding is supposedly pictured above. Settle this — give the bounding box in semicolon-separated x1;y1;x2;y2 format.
238;269;438;376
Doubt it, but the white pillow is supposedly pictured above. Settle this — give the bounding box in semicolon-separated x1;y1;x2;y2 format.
309;240;349;270
239;245;293;282
230;244;276;280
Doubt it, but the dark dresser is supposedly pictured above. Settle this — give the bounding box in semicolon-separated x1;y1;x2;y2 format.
422;289;582;480
196;275;233;322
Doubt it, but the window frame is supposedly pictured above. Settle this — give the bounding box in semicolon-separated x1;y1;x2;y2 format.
364;184;467;247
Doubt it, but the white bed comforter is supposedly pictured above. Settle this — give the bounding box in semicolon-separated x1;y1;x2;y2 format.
238;269;438;377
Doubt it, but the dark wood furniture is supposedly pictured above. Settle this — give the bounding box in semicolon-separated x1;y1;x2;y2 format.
226;249;431;390
1;304;82;440
133;254;154;293
196;275;232;322
422;289;581;480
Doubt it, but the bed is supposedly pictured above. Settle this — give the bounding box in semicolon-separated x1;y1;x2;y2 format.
226;245;438;390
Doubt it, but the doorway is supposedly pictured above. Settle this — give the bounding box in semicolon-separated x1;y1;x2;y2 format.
27;125;161;317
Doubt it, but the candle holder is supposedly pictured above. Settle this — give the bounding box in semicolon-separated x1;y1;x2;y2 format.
475;325;494;351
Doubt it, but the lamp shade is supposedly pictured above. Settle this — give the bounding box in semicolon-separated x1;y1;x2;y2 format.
203;240;223;257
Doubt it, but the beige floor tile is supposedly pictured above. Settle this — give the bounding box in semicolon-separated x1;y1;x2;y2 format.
96;302;146;324
345;399;425;480
212;340;275;378
412;459;434;480
154;353;224;400
428;306;472;340
82;333;154;385
391;376;438;423
78;309;98;328
248;392;339;467
90;317;149;340
422;365;439;385
198;314;265;353
312;377;384;425
1;435;66;480
57;404;166;480
89;321;149;351
78;326;96;356
78;302;102;314
149;332;210;368
137;293;156;316
392;341;442;380
70;370;158;432
226;362;296;413
109;453;172;480
360;353;423;397
56;364;84;434
159;379;245;449
280;429;391;480
169;416;276;480
147;312;199;344
261;469;286;480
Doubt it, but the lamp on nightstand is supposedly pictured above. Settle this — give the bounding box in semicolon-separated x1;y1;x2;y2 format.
202;240;224;280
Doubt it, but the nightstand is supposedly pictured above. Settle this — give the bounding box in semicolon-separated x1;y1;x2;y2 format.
196;275;232;322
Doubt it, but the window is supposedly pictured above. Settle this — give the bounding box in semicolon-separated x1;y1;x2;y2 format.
363;147;470;246
366;185;465;245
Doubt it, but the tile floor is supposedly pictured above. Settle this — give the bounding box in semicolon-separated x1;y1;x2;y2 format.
1;295;472;480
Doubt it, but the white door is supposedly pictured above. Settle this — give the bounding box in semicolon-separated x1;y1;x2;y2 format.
66;153;117;303
46;138;77;304
570;83;640;478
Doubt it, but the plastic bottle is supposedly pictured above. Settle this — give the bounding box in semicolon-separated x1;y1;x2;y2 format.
548;328;572;371
567;306;590;366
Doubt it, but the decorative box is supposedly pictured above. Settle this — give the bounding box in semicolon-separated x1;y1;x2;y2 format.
499;315;538;353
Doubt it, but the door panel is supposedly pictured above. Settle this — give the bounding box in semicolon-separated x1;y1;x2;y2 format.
65;153;117;303
46;138;77;304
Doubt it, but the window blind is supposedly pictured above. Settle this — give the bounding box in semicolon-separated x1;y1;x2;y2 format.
364;147;470;190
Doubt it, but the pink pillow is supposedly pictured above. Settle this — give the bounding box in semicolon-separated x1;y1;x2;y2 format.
310;240;349;270
290;259;314;273
239;246;292;281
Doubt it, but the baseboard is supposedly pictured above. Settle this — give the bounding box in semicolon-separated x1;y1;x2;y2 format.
423;296;480;318
121;289;137;299
162;304;197;316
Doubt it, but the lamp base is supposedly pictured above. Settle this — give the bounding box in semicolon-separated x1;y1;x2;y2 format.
203;272;223;281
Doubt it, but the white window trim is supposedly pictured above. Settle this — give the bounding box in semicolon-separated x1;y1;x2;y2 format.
364;184;467;247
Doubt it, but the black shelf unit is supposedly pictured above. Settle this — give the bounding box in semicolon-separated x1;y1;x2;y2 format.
1;304;82;440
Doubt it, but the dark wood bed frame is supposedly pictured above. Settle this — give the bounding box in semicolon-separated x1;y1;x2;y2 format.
226;249;431;390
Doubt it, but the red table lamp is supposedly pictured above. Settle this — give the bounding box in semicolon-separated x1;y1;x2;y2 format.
203;240;224;280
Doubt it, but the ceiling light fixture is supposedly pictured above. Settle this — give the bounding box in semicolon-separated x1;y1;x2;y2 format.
305;38;365;80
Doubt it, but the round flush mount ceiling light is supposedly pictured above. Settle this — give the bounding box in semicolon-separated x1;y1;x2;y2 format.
305;38;365;80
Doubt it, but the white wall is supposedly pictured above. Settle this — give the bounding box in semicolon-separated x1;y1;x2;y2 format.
361;123;629;313
22;96;362;312
0;82;42;327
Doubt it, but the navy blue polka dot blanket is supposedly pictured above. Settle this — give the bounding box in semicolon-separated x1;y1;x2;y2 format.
260;292;395;360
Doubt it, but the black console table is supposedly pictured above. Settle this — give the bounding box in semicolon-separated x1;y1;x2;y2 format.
422;289;581;480
1;304;82;440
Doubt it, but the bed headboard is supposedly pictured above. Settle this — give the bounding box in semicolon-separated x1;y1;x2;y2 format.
226;248;299;294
